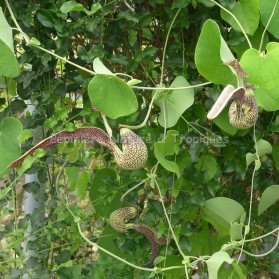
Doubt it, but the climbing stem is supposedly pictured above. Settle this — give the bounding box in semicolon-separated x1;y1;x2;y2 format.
259;0;279;52
154;179;187;259
160;9;181;86
245;227;279;242
132;81;212;91
121;178;150;203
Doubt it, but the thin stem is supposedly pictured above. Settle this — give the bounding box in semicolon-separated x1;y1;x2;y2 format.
77;222;154;271
120;81;212;130
5;0;29;42
160;9;181;86
119;90;160;130
210;0;252;49
237;232;279;258
132;82;212;91
34;45;95;75
259;0;279;52
245;227;279;243
101;112;113;138
154;179;187;259
237;160;257;263
121;178;150;203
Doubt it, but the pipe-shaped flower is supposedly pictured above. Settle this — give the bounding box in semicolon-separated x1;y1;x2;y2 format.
8;127;148;170
207;84;258;129
108;207;167;267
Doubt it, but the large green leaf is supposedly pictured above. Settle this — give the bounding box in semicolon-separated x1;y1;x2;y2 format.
259;0;279;39
155;76;194;128
202;197;246;237
258;185;279;215
240;43;279;90
154;130;180;178
221;0;260;36
0;117;23;177
195;19;236;85
0;8;20;77
88;74;138;119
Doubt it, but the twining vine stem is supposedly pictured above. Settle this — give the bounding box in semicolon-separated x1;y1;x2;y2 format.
210;0;252;49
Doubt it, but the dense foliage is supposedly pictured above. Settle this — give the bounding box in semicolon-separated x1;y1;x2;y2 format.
0;0;279;278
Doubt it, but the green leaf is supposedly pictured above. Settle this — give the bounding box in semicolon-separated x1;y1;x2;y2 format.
155;76;194;128
75;170;89;200
128;29;137;46
88;74;138;119
154;130;180;178
195;155;219;180
259;0;279;39
195;19;236;85
0;8;20;77
60;0;84;13
272;142;279;172
258;185;279;215
37;9;54;28
172;0;190;9
0;117;23;177
202;197;246;237
206;251;233;279
65;166;80;191
240;43;279;90
255;87;279;111
221;0;260;35
93;58;113;75
89;168;122;218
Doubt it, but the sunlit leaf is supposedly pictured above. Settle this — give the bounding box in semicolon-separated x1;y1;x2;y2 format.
195;19;236;85
88;74;138;119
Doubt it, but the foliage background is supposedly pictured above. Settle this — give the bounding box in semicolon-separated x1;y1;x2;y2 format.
0;0;279;278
